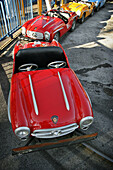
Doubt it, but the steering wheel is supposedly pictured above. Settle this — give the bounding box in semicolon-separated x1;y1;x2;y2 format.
47;61;66;68
18;63;38;72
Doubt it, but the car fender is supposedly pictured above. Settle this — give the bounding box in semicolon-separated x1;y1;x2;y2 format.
10;79;30;131
52;23;65;39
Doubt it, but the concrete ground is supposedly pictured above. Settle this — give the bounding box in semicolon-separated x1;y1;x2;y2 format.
0;1;113;170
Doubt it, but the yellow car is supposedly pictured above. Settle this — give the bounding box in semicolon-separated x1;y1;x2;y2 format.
61;0;95;23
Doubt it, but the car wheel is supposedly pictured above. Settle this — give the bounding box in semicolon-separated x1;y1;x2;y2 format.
70;19;76;32
90;9;94;17
53;32;60;42
80;14;85;24
102;2;106;8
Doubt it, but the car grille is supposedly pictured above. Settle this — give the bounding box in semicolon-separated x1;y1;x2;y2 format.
31;123;79;138
27;30;43;39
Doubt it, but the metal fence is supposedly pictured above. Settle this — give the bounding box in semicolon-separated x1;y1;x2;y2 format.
0;0;33;41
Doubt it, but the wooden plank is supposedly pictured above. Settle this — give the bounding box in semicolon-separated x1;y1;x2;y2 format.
12;133;98;155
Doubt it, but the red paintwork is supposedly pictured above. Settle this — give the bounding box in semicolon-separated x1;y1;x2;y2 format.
22;9;77;41
10;40;93;134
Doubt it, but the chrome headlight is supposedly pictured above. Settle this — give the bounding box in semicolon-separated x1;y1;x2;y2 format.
44;31;50;41
76;10;81;17
15;127;30;141
80;116;94;130
21;27;26;36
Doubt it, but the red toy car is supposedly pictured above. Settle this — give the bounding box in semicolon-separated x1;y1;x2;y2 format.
21;9;77;42
8;40;94;141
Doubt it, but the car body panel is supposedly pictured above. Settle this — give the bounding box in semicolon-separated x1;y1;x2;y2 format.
22;9;77;41
9;40;93;139
61;1;95;19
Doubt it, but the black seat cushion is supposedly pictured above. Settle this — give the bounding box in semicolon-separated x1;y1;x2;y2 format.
14;46;67;73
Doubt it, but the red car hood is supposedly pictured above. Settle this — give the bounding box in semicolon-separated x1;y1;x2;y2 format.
26;15;63;32
10;68;93;131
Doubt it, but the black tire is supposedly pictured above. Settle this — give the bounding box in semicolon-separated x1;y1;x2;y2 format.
53;32;60;42
70;19;76;32
102;2;106;8
90;9;94;17
80;14;85;24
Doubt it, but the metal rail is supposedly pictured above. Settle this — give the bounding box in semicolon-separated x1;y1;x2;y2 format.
76;130;113;163
0;0;33;41
82;142;113;163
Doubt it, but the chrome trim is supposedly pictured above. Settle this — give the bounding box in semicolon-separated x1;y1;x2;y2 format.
72;16;77;19
44;31;50;41
33;123;77;132
31;123;79;138
58;72;70;111
80;116;94;130
21;27;26;36
53;27;64;34
29;75;39;115
67;2;73;7
17;41;20;46
27;30;43;39
75;5;82;9
43;19;55;28
12;47;14;59
15;127;30;134
54;23;65;30
8;92;11;123
15;127;30;141
32;41;41;47
31;17;42;26
52;39;59;44
85;90;92;107
83;10;89;12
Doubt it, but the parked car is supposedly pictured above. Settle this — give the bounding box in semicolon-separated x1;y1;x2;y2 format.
60;0;95;23
87;0;106;11
8;40;94;141
21;9;77;42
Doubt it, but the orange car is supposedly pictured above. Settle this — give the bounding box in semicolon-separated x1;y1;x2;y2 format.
61;0;95;23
